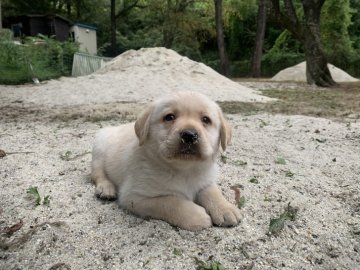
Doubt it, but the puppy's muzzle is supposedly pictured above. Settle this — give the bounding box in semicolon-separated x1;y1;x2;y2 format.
180;129;199;144
178;128;201;157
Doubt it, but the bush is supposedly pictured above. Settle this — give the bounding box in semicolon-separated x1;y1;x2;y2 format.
230;60;251;77
0;34;79;85
261;52;304;77
332;53;360;78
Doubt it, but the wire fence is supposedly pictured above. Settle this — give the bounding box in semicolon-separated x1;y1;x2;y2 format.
72;52;112;77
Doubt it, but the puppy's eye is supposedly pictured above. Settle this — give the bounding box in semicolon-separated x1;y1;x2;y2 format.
163;113;176;122
202;116;211;124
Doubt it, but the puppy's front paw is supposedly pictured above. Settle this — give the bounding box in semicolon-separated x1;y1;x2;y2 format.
95;181;117;200
180;206;212;231
208;202;241;227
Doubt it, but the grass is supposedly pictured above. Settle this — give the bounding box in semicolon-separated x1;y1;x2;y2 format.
26;186;50;206
219;81;360;121
0;35;78;84
267;203;299;236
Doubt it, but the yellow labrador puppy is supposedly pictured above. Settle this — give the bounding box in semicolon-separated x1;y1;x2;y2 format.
91;91;240;231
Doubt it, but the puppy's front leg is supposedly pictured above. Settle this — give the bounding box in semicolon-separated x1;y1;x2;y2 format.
197;184;241;227
126;196;212;231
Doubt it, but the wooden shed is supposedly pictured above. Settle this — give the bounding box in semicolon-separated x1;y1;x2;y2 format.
4;14;73;41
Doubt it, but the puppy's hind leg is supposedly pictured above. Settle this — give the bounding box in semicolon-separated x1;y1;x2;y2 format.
91;159;117;200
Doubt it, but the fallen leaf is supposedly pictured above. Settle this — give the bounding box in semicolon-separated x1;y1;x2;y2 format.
249;177;259;184
220;154;228;164
230;185;245;209
233;160;247;166
275;158;286;165
316;138;327;143
173;248;183;256
237;196;246;209
60;151;72;161
0;149;6;158
5;220;23;236
48;262;71;270
267;203;298;236
27;186;41;205
268;217;286;236
43;195;50;205
230;186;241;203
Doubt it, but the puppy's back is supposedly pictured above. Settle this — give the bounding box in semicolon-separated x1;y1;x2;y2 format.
92;123;138;186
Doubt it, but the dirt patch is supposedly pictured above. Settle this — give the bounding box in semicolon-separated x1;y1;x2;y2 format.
0;102;143;124
222;81;360;122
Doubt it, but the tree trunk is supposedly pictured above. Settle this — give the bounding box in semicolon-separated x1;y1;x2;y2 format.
302;0;336;86
162;30;174;48
0;0;2;29
249;0;267;77
303;33;335;86
66;0;71;17
214;0;230;77
110;0;117;56
76;0;81;19
162;0;174;48
270;0;336;87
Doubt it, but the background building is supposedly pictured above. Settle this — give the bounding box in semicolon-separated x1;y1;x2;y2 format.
70;23;97;55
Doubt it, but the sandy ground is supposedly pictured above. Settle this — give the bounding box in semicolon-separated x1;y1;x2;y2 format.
0;49;359;270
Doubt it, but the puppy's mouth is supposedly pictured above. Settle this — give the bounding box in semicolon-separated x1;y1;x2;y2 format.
180;143;199;154
173;142;202;160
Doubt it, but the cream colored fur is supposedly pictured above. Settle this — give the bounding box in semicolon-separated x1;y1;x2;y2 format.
91;91;240;231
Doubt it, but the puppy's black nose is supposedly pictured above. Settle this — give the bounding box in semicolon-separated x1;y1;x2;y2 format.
180;129;199;144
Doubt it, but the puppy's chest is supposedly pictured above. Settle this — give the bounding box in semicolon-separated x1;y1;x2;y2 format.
133;166;217;200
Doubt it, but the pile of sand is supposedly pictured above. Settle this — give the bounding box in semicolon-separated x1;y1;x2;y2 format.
271;61;359;82
94;47;272;102
0;47;272;107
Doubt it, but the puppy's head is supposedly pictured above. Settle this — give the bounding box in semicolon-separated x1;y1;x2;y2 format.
135;91;231;163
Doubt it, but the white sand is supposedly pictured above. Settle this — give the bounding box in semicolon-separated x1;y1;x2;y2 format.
272;61;359;82
0;47;272;107
0;48;359;269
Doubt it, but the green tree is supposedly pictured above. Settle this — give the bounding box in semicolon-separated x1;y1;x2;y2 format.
270;0;336;87
349;0;360;52
249;0;268;77
321;0;354;68
215;0;230;76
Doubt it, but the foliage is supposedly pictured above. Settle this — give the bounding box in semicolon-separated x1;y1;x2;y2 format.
262;52;304;77
321;0;354;68
349;0;360;51
0;28;14;40
0;34;79;84
2;0;360;78
225;0;257;60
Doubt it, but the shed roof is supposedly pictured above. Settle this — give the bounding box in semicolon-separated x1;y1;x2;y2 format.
73;23;97;31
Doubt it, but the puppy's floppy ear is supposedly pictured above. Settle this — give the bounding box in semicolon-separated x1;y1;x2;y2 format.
218;107;232;151
134;105;153;146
